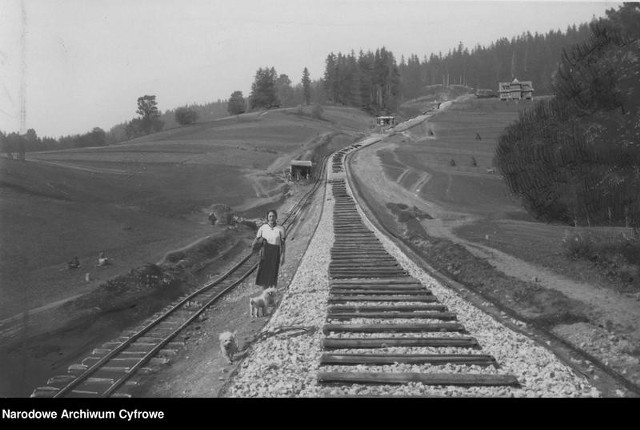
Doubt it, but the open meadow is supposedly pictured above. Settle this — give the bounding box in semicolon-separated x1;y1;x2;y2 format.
392;97;638;290
365;96;639;291
0;106;372;322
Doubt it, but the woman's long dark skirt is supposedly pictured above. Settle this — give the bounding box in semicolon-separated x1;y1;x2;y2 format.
255;243;281;288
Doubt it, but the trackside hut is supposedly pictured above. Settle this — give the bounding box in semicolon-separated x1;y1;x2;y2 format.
376;116;396;127
290;160;313;180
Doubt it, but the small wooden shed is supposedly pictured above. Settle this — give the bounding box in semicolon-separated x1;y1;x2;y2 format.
376;116;396;127
290;160;313;180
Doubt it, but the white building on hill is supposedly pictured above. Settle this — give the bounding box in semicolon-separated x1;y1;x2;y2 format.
498;78;534;101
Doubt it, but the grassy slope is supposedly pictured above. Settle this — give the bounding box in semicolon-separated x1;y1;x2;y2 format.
394;98;533;216
0;106;373;320
368;94;639;297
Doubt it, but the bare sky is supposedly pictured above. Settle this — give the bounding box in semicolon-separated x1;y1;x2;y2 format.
0;0;621;138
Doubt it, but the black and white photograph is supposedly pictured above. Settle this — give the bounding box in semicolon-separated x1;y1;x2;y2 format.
0;0;638;405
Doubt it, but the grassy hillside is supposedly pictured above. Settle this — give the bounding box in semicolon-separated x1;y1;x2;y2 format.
382;97;535;216
372;95;638;292
0;106;372;320
397;84;477;118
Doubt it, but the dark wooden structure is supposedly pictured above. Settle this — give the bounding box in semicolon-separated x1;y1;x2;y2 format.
290;160;313;181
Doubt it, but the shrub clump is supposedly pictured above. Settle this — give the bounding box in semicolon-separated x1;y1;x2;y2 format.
562;229;640;285
165;251;186;264
387;203;433;223
208;204;234;225
311;103;324;120
132;263;175;289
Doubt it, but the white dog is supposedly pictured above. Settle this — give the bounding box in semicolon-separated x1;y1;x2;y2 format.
249;288;277;318
218;331;238;364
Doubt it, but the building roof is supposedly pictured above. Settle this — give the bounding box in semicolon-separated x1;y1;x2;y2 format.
499;78;534;93
290;160;313;167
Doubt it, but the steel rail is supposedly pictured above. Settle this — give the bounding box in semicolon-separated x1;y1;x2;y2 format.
46;154;329;398
317;140;521;390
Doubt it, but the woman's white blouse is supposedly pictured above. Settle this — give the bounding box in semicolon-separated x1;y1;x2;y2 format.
257;224;286;245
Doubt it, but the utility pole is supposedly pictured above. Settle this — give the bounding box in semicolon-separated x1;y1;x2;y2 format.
20;0;27;136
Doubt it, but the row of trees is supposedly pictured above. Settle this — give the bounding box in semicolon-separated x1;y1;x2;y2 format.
398;24;594;99
322;48;401;114
0;127;108;156
234;66;316;114
494;3;640;229
240;23;598;117
122;95;165;139
1;95;168;155
319;25;596;113
2;65;320;155
2;13;607;155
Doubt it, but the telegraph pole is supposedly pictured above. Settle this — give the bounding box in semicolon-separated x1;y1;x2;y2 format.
19;0;27;135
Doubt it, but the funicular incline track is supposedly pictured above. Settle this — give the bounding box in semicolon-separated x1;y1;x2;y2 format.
317;144;520;389
30;155;329;398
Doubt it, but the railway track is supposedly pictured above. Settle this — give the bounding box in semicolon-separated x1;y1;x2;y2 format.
316;144;521;390
30;155;329;398
34;134;581;396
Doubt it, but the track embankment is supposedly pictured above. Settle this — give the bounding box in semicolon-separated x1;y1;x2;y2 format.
222;140;598;397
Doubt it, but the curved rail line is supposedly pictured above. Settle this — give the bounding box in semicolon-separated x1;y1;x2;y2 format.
334;139;640;396
31;155;329;398
316;141;521;390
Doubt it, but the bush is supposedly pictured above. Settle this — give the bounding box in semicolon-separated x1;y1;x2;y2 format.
164;251;186;263
311;103;324;120
175;107;199;125
562;230;597;259
562;228;640;283
398;211;413;223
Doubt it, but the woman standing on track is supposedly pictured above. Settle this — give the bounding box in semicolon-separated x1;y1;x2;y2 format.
253;209;286;289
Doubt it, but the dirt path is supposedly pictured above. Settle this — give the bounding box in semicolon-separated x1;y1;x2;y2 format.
426;218;640;340
349;129;640;394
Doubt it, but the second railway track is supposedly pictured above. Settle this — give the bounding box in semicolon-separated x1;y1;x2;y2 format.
30;155;329;398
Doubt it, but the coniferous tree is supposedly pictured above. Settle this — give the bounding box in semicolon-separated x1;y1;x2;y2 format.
249;67;279;110
323;53;338;103
358;51;374;110
302;67;311;105
276;74;294;107
494;3;640;229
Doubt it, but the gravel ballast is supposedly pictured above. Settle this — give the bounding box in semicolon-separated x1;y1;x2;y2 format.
223;153;600;398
